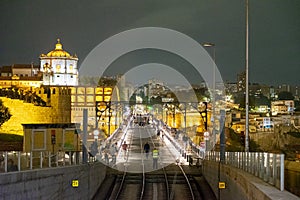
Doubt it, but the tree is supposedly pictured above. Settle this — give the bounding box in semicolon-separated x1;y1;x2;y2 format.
150;96;162;105
278;91;294;100
0;100;11;126
98;77;117;87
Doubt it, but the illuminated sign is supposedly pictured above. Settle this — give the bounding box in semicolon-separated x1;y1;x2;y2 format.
72;180;79;188
219;182;226;189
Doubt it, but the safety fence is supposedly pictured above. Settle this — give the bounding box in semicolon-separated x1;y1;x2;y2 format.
158;119;285;192
206;151;285;191
0;151;81;173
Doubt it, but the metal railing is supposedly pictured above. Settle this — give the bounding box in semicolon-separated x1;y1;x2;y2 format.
153;120;285;191
206;151;285;191
0;151;81;173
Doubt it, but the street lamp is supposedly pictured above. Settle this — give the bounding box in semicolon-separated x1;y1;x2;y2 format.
203;42;216;150
93;129;99;141
245;0;250;152
96;101;112;136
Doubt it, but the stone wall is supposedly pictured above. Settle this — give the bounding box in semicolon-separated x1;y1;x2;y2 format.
0;97;54;135
0;163;106;200
0;88;71;135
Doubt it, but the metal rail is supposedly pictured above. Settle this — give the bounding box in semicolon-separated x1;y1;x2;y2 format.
162;167;170;200
177;164;195;200
139;127;146;200
146;126;170;200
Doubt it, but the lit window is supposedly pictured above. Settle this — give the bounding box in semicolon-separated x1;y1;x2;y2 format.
69;64;73;72
56;65;61;71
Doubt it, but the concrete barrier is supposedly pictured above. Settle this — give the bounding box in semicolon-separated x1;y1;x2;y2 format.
203;160;299;200
0;162;106;200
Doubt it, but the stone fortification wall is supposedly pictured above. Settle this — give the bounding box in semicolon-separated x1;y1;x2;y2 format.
0;88;71;135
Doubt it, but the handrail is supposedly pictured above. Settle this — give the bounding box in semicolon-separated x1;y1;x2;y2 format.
206;151;285;191
0;150;82;173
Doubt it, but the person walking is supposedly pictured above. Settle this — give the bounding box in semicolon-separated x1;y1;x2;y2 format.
122;141;128;159
110;142;118;165
152;148;159;170
143;142;150;159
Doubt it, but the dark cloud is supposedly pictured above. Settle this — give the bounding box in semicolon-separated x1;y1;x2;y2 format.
0;0;299;85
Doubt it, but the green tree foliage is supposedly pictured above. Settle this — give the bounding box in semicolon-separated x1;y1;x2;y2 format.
193;87;210;101
294;100;300;111
278;91;294;100
150;96;162;105
98;77;117;87
0;100;11;126
233;93;270;109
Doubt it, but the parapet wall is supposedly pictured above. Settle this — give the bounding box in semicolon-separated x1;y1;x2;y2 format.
0;163;106;200
203;160;298;200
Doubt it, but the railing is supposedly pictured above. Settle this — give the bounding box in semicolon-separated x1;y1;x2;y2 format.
0;151;81;173
206;151;285;191
154;120;285;191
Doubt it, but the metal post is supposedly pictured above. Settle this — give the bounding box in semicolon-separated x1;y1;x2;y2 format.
273;154;277;185
266;153;270;182
63;151;65;166
40;152;43;168
82;109;88;164
95;104;98;129
18;151;21;171
184;102;187;134
48;152;51;167
280;154;285;191
4;151;7;172
245;0;250;152
30;152;33;170
56;153;58;167
220;110;226;163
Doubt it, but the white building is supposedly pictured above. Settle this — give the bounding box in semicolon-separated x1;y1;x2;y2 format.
271;100;294;115
40;39;78;86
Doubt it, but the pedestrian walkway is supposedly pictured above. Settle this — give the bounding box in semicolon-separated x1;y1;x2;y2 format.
159;123;203;166
114;123;190;173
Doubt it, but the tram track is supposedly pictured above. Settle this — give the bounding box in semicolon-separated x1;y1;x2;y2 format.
97;122;214;200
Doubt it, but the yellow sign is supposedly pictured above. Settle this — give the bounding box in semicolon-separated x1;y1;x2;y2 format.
72;180;79;188
219;182;226;189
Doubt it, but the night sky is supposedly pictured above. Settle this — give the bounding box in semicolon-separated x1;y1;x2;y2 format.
0;0;299;86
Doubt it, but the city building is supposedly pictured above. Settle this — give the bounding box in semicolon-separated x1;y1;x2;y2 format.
237;71;246;92
271;100;295;115
40;39;79;86
0;64;42;89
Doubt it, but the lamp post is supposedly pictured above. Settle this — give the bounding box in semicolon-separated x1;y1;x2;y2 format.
245;0;250;152
108;106;112;136
93;129;99;153
204;131;210;152
203;42;216;150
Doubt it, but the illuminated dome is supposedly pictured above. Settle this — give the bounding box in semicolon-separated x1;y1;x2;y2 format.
42;39;76;58
40;38;79;86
